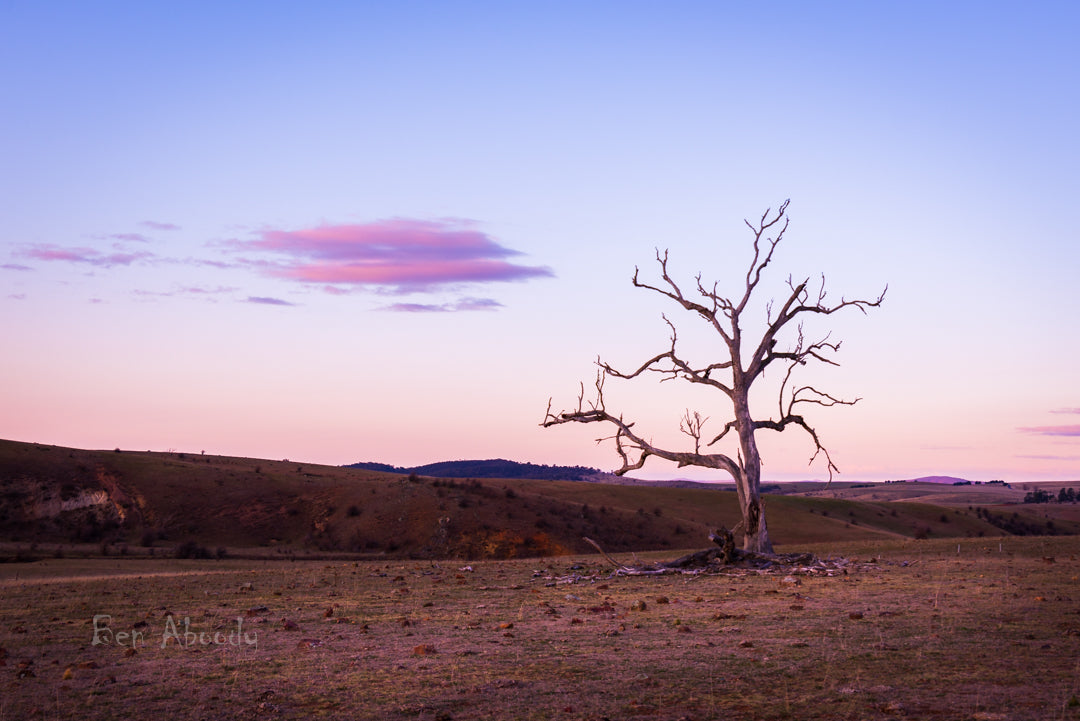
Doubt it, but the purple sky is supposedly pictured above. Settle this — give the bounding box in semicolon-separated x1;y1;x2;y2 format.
2;2;1078;483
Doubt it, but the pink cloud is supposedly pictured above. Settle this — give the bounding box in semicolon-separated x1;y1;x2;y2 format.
246;296;297;307
381;302;451;313
22;244;154;268
180;285;237;296
139;220;181;231
183;257;238;270
107;233;150;243
452;297;503;311
233;219;553;292
133;285;238;300
2;263;33;271
1020;425;1080;437
1018;454;1080;460
379;297;504;313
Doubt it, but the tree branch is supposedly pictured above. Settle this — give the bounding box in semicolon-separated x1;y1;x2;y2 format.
738;200;790;315
542;372;742;479
599;317;734;397
747;276;886;383
632;250;734;345
679;410;709;454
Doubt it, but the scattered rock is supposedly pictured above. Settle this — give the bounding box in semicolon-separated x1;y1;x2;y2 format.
280;618;300;631
655;596;670;605
630;600;647;612
412;644;437;656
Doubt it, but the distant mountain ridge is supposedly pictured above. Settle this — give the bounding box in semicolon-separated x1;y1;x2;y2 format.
345;458;604;481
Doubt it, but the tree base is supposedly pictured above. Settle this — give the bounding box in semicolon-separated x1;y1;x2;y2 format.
583;532;832;575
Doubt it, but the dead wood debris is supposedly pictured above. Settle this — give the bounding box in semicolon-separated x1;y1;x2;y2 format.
565;532;864;582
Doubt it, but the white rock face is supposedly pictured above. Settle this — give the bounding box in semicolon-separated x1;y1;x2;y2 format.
3;479;125;524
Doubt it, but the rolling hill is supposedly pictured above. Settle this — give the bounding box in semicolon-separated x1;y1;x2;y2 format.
1;438;1077;560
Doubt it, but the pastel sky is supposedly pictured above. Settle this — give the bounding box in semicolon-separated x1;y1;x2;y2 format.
2;2;1078;483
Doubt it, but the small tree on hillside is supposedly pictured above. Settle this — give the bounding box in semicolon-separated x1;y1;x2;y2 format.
542;201;885;554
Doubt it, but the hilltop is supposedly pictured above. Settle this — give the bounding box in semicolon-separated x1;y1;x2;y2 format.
1;438;1078;560
346;458;607;482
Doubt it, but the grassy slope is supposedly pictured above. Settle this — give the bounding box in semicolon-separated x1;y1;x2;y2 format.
2;439;1078;558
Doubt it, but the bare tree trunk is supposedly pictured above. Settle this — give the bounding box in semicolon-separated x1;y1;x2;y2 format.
738;444;773;552
736;398;773;554
742;493;772;554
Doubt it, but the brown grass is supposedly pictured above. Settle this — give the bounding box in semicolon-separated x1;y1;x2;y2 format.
7;439;1077;561
2;536;1079;720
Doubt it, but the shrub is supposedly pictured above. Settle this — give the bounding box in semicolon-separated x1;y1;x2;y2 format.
174;540;212;559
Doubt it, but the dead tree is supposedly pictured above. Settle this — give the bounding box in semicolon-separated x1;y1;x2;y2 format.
542;201;885;554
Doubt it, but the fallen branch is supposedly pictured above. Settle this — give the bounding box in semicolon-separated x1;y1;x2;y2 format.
582;537;635;572
582;532;822;577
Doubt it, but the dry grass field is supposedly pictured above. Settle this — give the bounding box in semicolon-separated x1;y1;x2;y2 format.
2;536;1078;720
5;439;1078;561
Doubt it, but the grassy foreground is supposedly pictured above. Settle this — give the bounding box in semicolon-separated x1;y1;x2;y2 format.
1;537;1078;720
